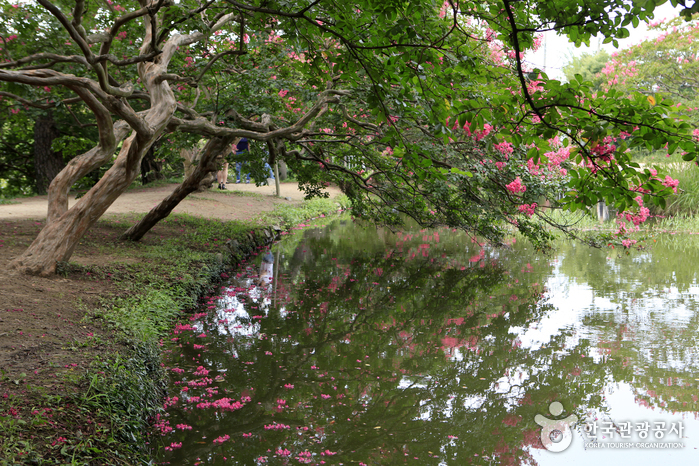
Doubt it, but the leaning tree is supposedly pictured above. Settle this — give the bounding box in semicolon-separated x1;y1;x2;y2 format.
0;0;697;275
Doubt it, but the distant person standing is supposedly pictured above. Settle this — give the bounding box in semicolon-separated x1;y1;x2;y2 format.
216;159;229;190
235;137;250;184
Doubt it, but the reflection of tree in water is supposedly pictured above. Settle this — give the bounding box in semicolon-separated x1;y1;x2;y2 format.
555;236;699;414
157;221;614;465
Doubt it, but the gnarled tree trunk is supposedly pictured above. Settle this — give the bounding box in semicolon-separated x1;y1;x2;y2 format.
121;137;233;241
9;15;183;275
10;131;165;275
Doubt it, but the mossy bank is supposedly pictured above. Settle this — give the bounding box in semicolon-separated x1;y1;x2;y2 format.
0;196;348;465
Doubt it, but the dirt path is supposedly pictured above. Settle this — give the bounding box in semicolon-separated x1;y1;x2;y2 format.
0;182;342;221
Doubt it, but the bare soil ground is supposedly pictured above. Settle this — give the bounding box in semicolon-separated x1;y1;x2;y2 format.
0;181;340;222
0;182;340;413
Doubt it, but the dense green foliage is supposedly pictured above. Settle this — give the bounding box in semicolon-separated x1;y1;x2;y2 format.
562;14;699;217
2;0;699;262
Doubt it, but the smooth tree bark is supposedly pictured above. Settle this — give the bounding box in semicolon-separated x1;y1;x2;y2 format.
120;137;234;241
33;112;64;195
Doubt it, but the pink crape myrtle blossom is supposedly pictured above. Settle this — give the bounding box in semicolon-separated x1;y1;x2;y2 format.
213;434;230;444
662;175;680;194
517;203;537;217
494;141;514;158
506;177;526;194
622;239;638;248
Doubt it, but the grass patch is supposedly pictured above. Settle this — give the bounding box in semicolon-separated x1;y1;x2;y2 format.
647;214;699;232
195;188;266;199
0;345;164;465
256;194;350;227
0;198;19;205
127;176;184;191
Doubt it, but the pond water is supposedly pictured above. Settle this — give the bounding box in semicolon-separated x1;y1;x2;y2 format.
154;217;699;465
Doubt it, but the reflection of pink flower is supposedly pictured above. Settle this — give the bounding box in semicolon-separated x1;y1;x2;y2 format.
213;434;230;444
264;423;290;430
502;414;522;426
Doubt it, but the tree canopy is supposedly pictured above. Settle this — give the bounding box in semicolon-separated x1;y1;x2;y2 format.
592;15;699;126
1;0;697;275
563;49;610;91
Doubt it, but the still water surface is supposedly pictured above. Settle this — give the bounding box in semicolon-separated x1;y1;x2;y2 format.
155;218;699;465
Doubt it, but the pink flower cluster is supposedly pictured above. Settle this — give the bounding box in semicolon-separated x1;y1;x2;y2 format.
494;141;514;157
662;175;679;194
517;203;537;217
506;177;526;194
154;415;173;435
173;323;193;334
296;451;313;463
163;396;178;409
196;397;246;411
